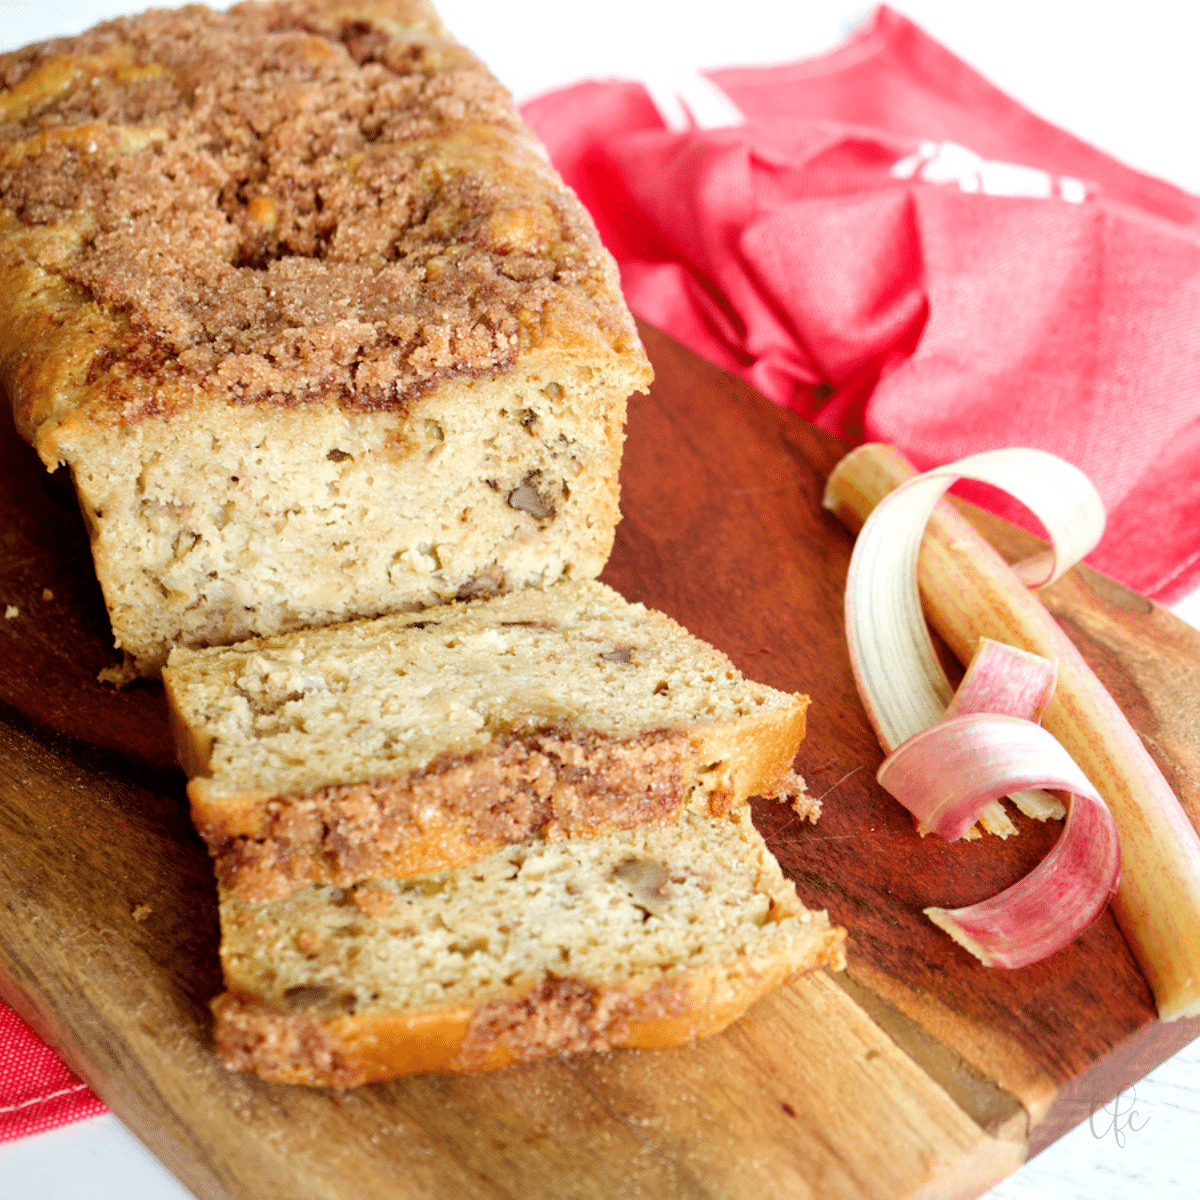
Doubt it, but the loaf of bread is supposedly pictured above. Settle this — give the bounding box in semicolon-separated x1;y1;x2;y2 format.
213;807;846;1086
164;580;814;902
0;0;651;676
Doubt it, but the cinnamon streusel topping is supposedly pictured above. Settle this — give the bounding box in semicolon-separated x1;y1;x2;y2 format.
0;1;631;418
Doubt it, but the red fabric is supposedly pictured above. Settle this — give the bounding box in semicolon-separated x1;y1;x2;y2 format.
521;7;1200;603
0;1000;106;1142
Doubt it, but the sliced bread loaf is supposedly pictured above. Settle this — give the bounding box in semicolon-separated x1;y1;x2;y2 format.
164;580;813;901
213;807;846;1086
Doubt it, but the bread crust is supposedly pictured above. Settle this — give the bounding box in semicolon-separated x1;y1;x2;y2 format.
191;706;807;901
0;1;649;453
212;931;847;1088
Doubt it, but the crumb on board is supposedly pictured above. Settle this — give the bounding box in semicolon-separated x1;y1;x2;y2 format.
42;588;54;601
4;605;18;619
763;769;823;822
131;904;153;923
98;657;139;688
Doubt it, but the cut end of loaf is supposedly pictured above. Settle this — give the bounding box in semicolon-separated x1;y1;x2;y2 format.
62;350;639;675
1;1;652;674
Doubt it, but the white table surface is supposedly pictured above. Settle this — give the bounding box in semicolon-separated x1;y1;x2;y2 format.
1;1;1198;1196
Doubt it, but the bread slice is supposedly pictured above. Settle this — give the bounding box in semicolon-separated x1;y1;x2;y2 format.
0;1;651;675
212;807;847;1087
164;580;813;901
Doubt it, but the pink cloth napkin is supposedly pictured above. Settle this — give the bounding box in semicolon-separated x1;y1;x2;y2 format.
522;5;1200;603
0;1001;106;1143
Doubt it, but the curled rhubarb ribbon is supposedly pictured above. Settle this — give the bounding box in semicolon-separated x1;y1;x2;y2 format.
845;449;1121;967
938;636;1063;830
880;709;1121;967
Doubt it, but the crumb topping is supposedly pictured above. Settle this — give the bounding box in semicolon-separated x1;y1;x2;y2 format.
452;976;688;1070
0;1;628;414
205;727;694;901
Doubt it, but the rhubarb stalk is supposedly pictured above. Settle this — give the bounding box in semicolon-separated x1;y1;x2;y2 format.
826;443;1200;1020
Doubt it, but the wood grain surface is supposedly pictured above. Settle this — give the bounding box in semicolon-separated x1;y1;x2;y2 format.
0;320;1196;1199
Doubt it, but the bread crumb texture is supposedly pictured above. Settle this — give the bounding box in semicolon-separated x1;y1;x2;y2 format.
166;581;804;795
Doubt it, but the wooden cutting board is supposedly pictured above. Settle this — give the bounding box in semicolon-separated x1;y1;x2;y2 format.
1;320;1198;1200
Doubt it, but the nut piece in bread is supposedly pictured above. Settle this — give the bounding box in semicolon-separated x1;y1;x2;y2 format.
0;0;651;674
164;580;814;901
212;808;847;1087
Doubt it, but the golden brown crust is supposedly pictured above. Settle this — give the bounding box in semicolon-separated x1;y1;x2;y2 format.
211;934;847;1088
690;702;810;813
190;703;809;902
0;0;650;459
